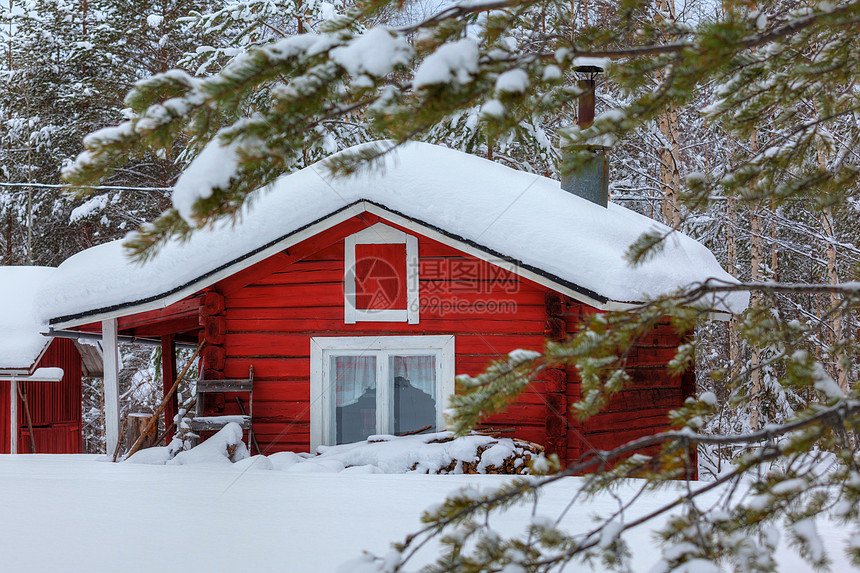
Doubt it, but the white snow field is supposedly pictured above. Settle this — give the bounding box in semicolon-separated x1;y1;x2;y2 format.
0;454;852;573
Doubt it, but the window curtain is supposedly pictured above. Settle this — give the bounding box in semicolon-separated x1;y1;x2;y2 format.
392;355;436;397
334;356;376;407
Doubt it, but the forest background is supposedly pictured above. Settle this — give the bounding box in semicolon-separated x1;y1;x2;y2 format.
0;0;857;512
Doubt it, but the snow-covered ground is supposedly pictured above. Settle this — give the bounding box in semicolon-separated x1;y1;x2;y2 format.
0;454;851;572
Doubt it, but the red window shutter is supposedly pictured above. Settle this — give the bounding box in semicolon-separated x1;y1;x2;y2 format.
354;243;408;310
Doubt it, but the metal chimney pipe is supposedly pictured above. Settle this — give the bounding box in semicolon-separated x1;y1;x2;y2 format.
577;77;596;128
561;66;609;208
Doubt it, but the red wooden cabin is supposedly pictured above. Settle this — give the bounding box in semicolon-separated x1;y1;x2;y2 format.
39;143;744;463
0;267;100;454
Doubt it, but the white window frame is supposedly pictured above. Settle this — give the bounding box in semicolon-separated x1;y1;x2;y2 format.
310;335;455;450
344;222;419;324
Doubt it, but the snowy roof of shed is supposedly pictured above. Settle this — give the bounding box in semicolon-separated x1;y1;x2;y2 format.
0;266;56;372
40;142;746;328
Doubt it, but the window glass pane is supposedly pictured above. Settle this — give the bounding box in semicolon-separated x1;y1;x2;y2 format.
390;355;436;435
333;355;377;444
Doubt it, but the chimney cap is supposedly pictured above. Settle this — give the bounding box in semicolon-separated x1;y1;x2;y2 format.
571;57;608;72
574;64;603;75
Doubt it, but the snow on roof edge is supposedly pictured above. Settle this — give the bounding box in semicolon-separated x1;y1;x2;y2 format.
47;203;367;327
0;366;65;382
38;142;749;324
48;200;614;328
47;198;743;328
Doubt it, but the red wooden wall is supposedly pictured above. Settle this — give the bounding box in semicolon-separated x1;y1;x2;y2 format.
0;338;82;454
563;306;691;462
200;215;549;452
0;380;8;454
194;213;692;461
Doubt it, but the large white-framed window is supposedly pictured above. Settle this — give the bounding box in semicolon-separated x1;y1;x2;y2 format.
344;222;419;324
310;335;455;450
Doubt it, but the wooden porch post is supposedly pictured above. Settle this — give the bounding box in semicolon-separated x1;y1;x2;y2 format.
102;318;121;456
9;376;17;455
161;334;178;442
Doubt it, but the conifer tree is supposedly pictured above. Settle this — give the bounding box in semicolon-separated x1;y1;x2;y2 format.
0;0;116;263
60;0;860;568
0;0;222;265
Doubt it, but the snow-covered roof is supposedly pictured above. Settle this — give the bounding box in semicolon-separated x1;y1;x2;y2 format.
0;266;56;372
41;142;746;327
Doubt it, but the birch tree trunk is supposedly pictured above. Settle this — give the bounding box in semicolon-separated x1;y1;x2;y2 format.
748;131;763;430
820;207;846;389
815;133;847;390
656;0;682;228
726;196;740;379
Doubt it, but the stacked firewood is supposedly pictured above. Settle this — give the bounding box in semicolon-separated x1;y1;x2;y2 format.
412;434;544;475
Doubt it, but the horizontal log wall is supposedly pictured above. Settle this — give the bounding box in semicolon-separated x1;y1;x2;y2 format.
213;216;552;453
189;213;694;464
563;299;690;460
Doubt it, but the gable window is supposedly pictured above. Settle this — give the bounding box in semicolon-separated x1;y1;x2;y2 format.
344;223;418;324
310;336;454;449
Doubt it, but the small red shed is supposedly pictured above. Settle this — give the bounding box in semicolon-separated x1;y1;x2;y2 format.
0;266;99;454
39;143;745;463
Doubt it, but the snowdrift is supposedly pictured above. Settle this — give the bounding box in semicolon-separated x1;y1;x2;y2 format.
127;424;543;475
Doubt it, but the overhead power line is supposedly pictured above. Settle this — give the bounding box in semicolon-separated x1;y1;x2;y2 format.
0;182;173;192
